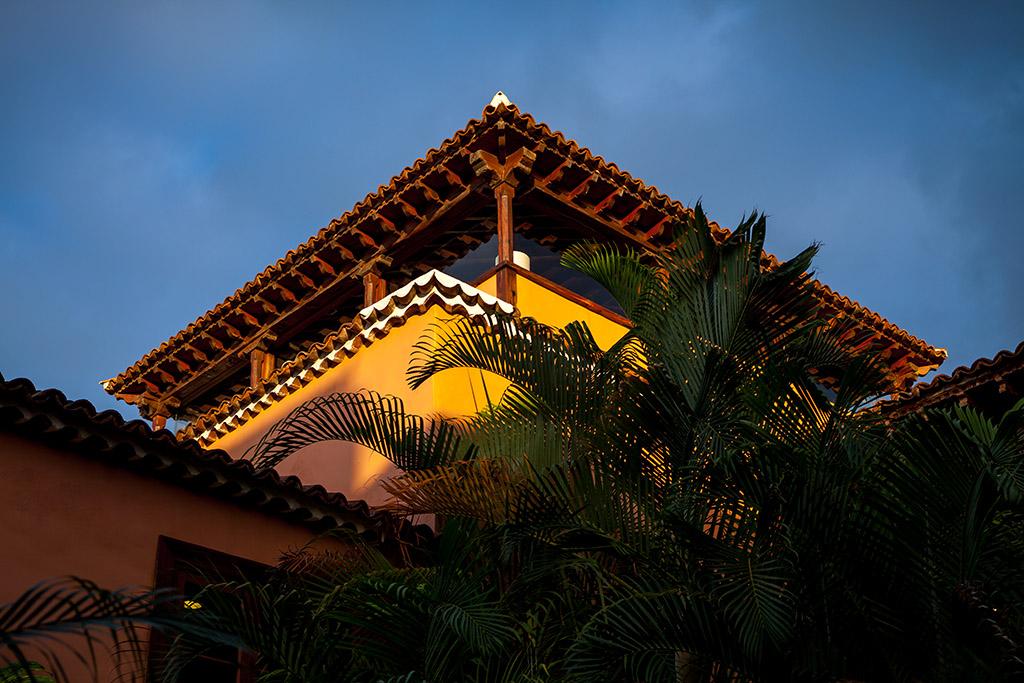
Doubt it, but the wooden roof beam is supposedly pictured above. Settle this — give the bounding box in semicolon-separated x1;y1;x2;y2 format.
311;254;337;277
204;335;227;353
292;269;317;289
414;181;441;203
440;163;469;190
618;202;646;228
338;226;377;250
370;212;397;234
251;296;280;317
644;216;673;240
329;241;357;261
396;197;423;221
154;367;177;385
234;308;261;328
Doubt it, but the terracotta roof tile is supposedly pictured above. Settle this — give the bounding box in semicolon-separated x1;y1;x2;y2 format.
104;99;946;409
883;340;1024;415
0;370;432;547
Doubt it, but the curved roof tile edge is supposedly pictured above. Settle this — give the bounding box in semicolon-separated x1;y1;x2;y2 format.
0;370;432;546
105;100;946;395
183;269;516;446
882;340;1024;412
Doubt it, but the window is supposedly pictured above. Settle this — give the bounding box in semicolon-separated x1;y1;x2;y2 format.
151;537;263;683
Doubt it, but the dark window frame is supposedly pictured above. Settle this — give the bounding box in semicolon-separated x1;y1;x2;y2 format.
149;536;263;683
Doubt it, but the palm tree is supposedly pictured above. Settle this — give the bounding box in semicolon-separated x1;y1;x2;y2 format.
4;204;1022;681
0;577;220;682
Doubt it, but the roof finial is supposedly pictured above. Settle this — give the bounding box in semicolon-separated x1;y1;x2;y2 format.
488;91;512;109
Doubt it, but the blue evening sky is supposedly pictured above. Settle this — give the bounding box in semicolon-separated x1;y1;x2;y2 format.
1;1;1021;417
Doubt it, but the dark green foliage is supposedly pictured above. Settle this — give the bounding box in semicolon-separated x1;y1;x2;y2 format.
0;577;217;682
4;203;1022;681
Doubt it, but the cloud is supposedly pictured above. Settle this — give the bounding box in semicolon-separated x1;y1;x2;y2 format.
0;0;1021;417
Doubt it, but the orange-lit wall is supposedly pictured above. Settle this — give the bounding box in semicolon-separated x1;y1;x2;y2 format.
474;273;627;351
205;273;628;504
207;307;506;505
0;431;341;680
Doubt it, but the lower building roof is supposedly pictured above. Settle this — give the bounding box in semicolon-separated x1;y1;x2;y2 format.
0;371;432;549
884;340;1024;417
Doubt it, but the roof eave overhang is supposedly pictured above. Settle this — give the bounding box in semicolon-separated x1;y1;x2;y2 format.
0;375;420;541
105;101;946;414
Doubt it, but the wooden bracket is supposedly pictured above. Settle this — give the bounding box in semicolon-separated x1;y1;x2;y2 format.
363;270;388;307
250;347;276;388
470;147;536;189
136;395;178;432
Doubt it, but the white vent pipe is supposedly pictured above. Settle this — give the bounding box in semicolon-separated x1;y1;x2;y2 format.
495;250;531;271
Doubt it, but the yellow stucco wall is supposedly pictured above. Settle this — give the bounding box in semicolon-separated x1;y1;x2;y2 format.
205;271;628;503
209;309;442;505
508;274;627;351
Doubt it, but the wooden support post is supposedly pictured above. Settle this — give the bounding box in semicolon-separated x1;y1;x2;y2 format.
363;270;387;308
250;347;276;387
151;411;169;432
494;183;517;304
469;145;534;306
145;399;173;432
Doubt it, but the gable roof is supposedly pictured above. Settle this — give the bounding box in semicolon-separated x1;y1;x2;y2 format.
0;371;431;548
103;97;947;420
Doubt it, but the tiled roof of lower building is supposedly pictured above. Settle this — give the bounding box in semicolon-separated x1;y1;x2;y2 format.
884;340;1024;416
0;371;432;548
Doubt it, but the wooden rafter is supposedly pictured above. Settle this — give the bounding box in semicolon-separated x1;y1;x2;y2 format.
537;159;571;186
565;174;595;201
396;197;422;220
217;320;244;341
183;343;209;363
415;181;441;202
106;101;945;416
618;203;645;227
644;216;673;240
311;254;337;277
593;188;622;214
205;336;227;352
342;227;376;249
270;282;299;304
292;269;316;289
372;213;396;233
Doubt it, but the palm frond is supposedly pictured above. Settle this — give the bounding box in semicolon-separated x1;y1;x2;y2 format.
246;390;475;471
0;578;201;683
